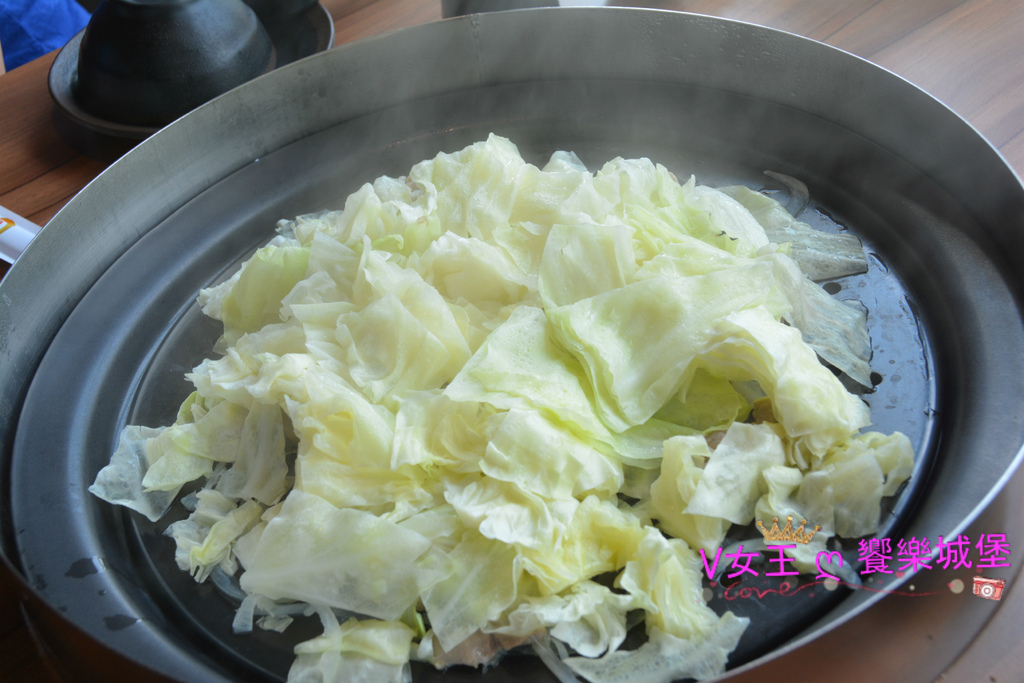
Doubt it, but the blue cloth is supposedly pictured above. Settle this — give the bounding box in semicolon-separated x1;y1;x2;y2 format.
1;0;91;71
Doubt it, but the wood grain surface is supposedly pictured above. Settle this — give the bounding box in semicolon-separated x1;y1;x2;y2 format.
1;1;1023;681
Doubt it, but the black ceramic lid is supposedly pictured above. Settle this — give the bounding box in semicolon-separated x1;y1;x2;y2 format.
74;0;275;127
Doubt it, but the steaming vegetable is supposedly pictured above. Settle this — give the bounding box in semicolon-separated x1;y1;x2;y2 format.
90;135;914;683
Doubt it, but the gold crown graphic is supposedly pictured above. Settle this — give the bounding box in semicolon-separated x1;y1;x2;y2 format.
756;516;821;545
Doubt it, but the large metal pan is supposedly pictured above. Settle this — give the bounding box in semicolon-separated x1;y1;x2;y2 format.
2;7;1023;682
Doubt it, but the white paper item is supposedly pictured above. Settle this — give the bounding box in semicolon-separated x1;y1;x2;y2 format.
0;206;42;265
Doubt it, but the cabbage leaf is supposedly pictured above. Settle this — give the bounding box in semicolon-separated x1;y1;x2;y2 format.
89;134;915;683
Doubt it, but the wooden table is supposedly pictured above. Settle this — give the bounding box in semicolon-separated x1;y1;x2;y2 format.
2;1;1023;681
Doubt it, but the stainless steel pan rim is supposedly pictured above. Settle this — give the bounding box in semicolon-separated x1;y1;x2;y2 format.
2;7;1024;682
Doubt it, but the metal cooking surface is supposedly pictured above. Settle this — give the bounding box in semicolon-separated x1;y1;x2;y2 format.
4;79;943;682
3;9;1024;683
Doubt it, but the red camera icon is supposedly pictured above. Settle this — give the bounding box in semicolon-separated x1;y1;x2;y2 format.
972;576;1006;601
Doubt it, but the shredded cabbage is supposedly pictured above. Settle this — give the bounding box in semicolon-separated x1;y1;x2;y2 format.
90;135;915;683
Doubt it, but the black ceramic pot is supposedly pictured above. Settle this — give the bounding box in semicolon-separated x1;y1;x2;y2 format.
75;0;274;127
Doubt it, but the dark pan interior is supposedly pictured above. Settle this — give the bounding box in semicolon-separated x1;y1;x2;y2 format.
3;9;1024;683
